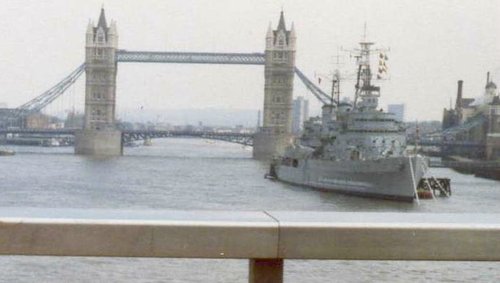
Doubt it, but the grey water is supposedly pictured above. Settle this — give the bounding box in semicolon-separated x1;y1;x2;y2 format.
0;138;499;282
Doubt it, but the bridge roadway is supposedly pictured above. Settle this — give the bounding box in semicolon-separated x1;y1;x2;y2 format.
0;128;254;146
116;50;266;65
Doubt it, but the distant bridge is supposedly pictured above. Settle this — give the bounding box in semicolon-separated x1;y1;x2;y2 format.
122;129;253;146
0;128;254;146
4;127;488;149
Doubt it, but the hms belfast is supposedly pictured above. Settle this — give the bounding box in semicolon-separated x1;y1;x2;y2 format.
269;38;429;201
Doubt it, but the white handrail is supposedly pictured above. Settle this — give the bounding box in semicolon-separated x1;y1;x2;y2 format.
0;209;499;282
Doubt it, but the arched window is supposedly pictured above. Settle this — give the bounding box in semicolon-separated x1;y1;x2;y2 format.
96;28;105;44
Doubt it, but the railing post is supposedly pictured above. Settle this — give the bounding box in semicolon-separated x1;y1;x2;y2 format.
249;258;283;283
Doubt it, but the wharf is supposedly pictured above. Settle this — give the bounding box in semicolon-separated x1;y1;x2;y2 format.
429;156;500;180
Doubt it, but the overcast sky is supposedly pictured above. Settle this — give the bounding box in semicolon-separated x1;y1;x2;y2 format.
0;0;499;121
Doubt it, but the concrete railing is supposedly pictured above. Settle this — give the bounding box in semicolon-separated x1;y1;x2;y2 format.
0;208;499;283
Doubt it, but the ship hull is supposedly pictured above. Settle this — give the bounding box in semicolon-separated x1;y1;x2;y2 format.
275;155;428;202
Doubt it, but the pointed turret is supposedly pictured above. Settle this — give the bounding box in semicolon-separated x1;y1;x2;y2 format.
86;20;93;34
108;20;118;47
97;8;107;30
86;20;94;46
265;22;273;49
289;22;296;49
277;11;286;31
266;22;273;38
108;20;117;35
290;22;296;37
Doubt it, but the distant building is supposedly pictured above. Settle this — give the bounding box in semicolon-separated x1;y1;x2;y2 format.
64;111;84;129
292;96;309;134
388;104;405;122
442;73;500;160
24;113;50;129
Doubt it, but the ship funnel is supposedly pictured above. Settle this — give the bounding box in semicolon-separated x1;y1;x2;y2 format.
487;72;490;84
455;80;463;110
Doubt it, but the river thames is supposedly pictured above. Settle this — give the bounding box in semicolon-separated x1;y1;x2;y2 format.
0;138;499;282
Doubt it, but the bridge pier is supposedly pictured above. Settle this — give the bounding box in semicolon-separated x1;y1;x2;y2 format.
75;129;122;156
253;131;293;160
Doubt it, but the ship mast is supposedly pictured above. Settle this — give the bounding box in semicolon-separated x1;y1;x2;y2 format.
325;47;344;106
331;69;341;105
351;24;387;111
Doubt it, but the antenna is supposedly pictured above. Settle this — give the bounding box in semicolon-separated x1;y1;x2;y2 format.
363;22;367;41
331;47;344;104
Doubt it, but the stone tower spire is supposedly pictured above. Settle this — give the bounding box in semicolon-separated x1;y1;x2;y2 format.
76;8;122;156
277;11;286;31
97;7;108;30
253;11;297;159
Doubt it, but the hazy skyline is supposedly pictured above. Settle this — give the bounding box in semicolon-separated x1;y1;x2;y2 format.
1;0;499;121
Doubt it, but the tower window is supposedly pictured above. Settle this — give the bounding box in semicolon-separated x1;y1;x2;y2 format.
92;93;103;100
95;48;103;57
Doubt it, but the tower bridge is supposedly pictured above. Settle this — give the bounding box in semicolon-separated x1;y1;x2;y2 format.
76;8;298;158
4;8;332;159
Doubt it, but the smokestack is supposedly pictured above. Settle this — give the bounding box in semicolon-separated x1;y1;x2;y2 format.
487;72;490;84
455;80;463;110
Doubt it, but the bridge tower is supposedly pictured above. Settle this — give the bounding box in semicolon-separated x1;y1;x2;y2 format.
485;79;500;160
253;11;296;160
75;8;122;156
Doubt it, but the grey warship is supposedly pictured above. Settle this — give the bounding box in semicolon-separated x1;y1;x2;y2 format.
271;39;428;201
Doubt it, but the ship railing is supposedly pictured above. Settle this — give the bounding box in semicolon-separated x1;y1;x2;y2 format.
0;209;499;283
